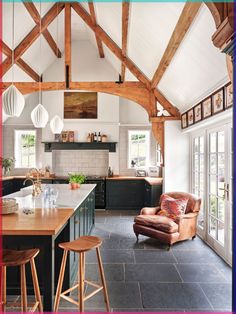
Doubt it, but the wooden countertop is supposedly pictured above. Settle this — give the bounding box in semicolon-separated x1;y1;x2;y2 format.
2;207;74;236
106;176;163;185
1;175;69;181
2;184;96;236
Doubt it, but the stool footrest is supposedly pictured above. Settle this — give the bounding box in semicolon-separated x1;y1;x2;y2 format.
84;286;103;301
60;294;80;307
85;279;102;289
61;283;79;296
3;301;39;312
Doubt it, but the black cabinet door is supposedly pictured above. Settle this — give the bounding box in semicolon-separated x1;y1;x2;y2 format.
53;179;69;184
106;180;145;210
144;182;162;207
2;180;14;196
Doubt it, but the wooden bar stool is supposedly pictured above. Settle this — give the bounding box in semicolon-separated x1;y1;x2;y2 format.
54;236;110;312
0;249;43;313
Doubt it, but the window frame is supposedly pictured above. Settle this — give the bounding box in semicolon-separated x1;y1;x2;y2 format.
127;130;150;169
14;129;37;169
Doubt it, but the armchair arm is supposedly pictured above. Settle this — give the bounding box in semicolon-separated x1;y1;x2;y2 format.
140;207;160;215
175;212;198;224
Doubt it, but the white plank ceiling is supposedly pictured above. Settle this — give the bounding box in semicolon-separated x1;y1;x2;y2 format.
2;2;229;112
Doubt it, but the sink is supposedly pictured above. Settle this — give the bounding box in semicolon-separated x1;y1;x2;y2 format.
14;189;34;197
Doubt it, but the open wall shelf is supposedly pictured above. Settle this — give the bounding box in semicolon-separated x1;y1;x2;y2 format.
42;142;117;152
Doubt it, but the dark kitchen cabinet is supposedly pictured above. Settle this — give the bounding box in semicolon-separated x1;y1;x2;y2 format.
53;179;69;184
2;178;32;196
106;179;162;210
144;181;162;207
69;189;95;284
106;179;145;210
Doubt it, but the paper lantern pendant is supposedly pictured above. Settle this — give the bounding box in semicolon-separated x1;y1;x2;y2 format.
31;104;49;128
2;85;25;117
50;115;64;134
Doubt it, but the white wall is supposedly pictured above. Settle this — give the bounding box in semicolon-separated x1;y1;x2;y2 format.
164;121;190;192
119;98;150;125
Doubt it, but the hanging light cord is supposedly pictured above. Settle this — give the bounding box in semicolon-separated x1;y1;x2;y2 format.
39;0;42;104
11;0;15;85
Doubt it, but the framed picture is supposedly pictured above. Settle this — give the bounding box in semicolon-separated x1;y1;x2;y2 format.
64;92;97;119
202;97;212;119
68;131;75;142
212;88;224;114
181;113;187;129
194;103;202;123
187;109;194;126
61;131;69;142
225;83;233;108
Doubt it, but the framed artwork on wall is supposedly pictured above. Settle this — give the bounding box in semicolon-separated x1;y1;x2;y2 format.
212;88;224;114
64;92;98;119
187;109;194;126
181;113;187;129
194;103;202;123
202;97;212;119
225;82;233;108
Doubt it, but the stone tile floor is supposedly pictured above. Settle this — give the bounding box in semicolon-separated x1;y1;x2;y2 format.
6;210;232;312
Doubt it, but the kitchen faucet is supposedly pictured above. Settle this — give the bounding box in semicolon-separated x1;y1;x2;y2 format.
23;168;42;196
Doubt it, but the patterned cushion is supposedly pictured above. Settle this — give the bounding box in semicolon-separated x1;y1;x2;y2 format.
159;195;188;221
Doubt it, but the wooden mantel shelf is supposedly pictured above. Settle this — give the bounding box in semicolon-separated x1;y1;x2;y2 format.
42;141;117;152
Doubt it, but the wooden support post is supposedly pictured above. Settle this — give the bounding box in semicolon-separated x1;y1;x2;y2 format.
65;3;71;88
152;121;164;166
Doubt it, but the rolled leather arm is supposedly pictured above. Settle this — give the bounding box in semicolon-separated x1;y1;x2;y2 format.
140;207;160;215
175;212;198;225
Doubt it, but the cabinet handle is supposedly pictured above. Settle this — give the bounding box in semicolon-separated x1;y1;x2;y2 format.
75;220;79;224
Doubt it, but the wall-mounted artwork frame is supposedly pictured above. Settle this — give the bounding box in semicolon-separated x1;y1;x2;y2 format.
225;82;233;108
202;97;212;119
194;103;202;123
64;92;98;119
212;88;224;115
187;109;194;126
181;113;187;129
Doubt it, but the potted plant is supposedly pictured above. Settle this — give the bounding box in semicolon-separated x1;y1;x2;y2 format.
1;157;15;176
68;173;86;189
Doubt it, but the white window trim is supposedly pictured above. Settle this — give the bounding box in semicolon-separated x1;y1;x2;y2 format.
14;129;37;169
128;130;150;169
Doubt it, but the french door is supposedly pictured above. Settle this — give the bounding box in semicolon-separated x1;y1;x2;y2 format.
193;121;232;265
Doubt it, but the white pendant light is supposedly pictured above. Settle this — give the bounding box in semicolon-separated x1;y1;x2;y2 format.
30;0;49;129
3;85;25;117
50;115;64;134
3;0;25;117
31;104;49;128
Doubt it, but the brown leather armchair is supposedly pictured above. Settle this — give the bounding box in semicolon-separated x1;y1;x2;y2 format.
133;192;201;246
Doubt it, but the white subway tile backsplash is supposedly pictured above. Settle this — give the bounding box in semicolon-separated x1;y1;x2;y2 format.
52;150;109;176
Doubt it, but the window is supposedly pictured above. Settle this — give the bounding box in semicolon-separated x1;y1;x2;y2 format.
192;135;205;229
15;130;36;168
128;130;150;168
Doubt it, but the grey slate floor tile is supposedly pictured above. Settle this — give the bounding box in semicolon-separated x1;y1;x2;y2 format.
173;249;223;264
125;263;182;282
176;263;227;283
86;249;135;263
200;283;232;310
85;263;124;282
134;249;177;263
140;282;212;310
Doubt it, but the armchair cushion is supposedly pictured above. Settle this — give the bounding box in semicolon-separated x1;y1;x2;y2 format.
134;215;178;234
158;195;188;221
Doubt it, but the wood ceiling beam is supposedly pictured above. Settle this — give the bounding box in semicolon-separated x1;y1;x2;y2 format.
65;3;71;87
2;2;64;76
1;40;40;82
88;2;104;58
23;1;62;58
71;2;151;89
151;2;202;89
121;1;130;82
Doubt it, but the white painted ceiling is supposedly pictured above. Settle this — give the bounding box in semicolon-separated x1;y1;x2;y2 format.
2;2;229;112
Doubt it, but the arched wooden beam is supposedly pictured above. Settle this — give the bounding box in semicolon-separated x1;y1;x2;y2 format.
0;81;152;116
204;2;222;28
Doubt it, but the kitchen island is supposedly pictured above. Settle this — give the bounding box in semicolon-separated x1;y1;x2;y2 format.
2;184;96;311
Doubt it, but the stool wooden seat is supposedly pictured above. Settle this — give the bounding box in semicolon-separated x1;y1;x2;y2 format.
54;236;110;312
0;249;43;313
